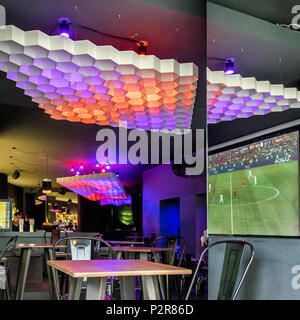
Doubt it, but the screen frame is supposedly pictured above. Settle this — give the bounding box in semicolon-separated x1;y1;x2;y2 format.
207;125;300;238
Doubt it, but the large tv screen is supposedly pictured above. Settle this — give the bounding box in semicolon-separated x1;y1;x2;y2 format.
207;131;299;237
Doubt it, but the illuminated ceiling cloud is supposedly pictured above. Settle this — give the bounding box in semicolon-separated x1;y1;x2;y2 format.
1;25;299;127
0;25;198;131
207;68;300;123
56;172;130;206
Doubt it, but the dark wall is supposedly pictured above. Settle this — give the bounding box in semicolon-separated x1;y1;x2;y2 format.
130;190;143;234
7;183;23;212
25;193;45;230
79;190;143;239
143;164;206;257
78;196;111;238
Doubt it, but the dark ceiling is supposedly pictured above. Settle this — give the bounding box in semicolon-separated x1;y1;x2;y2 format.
0;0;205;189
209;0;300;25
207;1;300;146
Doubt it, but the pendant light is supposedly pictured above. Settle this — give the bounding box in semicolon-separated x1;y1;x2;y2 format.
42;151;52;194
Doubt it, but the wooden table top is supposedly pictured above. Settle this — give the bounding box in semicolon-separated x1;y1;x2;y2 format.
16;243;66;249
47;259;192;278
106;240;144;245
102;246;174;253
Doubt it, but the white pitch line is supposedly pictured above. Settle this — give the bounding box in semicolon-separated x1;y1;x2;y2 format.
208;185;280;207
230;172;233;234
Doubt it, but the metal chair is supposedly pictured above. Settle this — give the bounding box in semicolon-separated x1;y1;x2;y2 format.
170;237;187;298
154;235;178;265
0;235;18;300
179;253;208;298
154;235;178;299
175;237;186;267
185;239;254;300
51;236;113;300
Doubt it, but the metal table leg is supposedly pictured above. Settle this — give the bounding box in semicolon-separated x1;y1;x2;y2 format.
143;276;160;300
86;277;107;300
139;252;151;300
120;276;135;300
153;252;166;300
45;248;59;300
68;277;83;300
15;248;32;300
116;251;122;260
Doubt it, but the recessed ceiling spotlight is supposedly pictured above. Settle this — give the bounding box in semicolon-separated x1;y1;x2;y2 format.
225;58;235;75
59;18;71;38
137;41;147;56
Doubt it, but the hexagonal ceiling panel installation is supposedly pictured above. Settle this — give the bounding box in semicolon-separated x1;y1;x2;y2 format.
0;25;198;131
56;172;129;203
207;68;300;124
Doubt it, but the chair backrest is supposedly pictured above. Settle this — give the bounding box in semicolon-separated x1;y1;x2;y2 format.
43;231;50;244
150;233;156;246
0;235;18;259
185;239;254;300
52;236;114;260
154;235;178;265
176;237;187;267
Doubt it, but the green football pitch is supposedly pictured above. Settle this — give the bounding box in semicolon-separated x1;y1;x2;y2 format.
207;161;299;236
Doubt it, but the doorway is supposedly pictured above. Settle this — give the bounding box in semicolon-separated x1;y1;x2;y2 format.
159;197;180;237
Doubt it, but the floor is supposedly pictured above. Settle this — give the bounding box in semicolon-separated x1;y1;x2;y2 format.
7;275;208;300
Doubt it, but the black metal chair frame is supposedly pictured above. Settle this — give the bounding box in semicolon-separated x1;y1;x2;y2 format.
51;236;114;300
153;235;179;299
185;239;254;300
154;235;178;265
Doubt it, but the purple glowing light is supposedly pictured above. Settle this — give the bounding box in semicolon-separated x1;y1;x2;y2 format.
59;18;70;39
60;32;70;38
225;69;234;75
225;59;235;75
